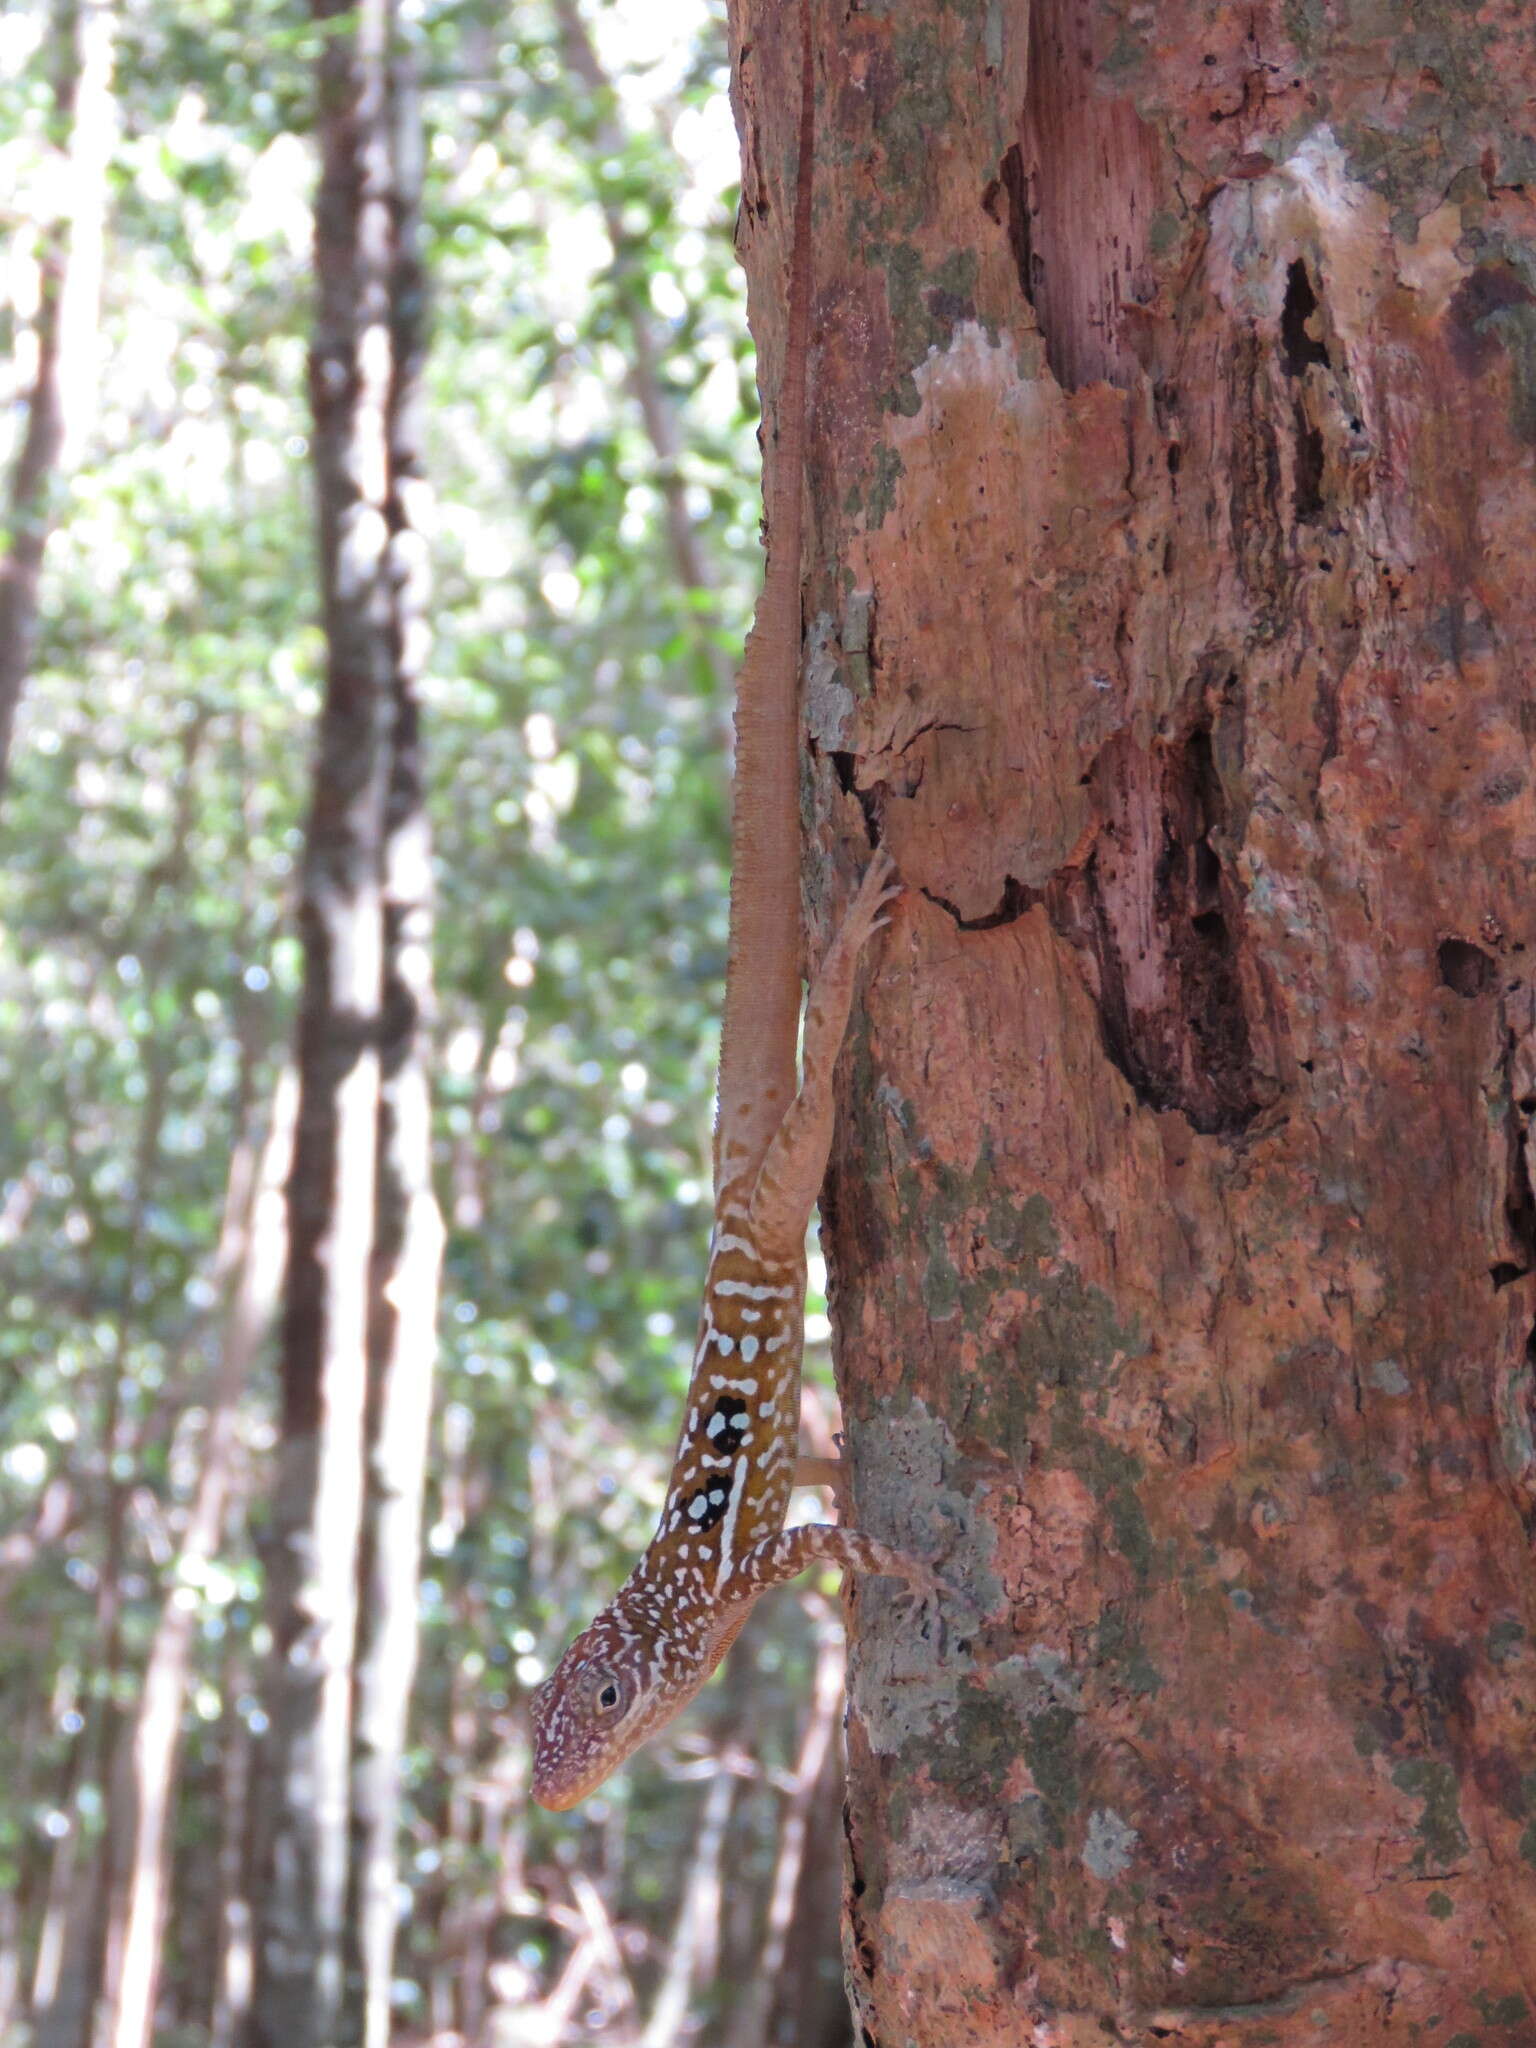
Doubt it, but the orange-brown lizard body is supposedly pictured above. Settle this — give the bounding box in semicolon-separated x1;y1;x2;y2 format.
530;0;922;1812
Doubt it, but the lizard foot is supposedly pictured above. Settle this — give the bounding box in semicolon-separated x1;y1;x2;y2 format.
847;844;904;943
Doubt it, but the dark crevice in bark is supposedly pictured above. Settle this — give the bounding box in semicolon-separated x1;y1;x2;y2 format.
1292;416;1326;523
1494;1026;1536;1295
1046;719;1271;1135
1314;657;1343;773
920;875;1039;932
895;719;980;753
912;716;1272;1132
1280;261;1330;523
828;747;884;847
1438;938;1495;997
1280;259;1331;376
986;142;1036;309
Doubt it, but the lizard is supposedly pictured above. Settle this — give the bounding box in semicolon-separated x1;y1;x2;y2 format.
529;0;932;1813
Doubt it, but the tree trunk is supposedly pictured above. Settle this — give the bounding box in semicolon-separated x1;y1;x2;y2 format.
344;27;441;2047
0;0;114;802
32;1024;176;2048
209;1647;257;2048
729;1621;848;2048
729;0;1536;2040
553;0;734;704
98;1074;295;2048
245;5;420;2043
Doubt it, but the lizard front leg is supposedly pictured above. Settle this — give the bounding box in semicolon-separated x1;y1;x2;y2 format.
747;847;901;1265
727;1521;938;1601
709;1521;951;1664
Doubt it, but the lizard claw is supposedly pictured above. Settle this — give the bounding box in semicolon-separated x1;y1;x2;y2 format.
845;849;904;946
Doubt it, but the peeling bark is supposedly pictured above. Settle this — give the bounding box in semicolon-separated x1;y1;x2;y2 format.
730;0;1536;2039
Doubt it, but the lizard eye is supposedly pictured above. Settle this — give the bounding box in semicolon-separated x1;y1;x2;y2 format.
590;1669;628;1716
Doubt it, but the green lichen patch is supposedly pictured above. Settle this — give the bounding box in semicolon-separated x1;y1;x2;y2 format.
1475;1989;1528;2029
1486;1619;1525;1669
1390;1757;1471;1875
1052;1393;1155;1588
1019;1701;1083;1847
925;1183;1140;1424
864;444;905;532
873;241;981;393
869;25;954;221
1095;1605;1163;1696
1006;1793;1052;1861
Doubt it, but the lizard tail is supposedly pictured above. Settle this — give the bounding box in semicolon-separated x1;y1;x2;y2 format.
716;0;817;1198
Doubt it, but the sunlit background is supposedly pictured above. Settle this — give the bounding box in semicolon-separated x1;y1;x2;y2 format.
0;2;853;2042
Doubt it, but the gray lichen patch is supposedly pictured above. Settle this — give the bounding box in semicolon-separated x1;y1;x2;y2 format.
853;1397;1000;1601
846;1398;999;1759
1081;1807;1139;1882
804;610;856;749
847;1614;957;1761
1367;1355;1410;1395
886;1796;1003;1892
992;1645;1082;1719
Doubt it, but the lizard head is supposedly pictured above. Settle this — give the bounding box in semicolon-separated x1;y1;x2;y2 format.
530;1594;703;1810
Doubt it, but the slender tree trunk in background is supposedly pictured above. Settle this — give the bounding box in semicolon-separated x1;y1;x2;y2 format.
0;1892;19;2045
729;0;1536;2039
27;1667;83;2022
771;1719;854;2048
0;0;113;803
209;1647;256;2048
97;1075;295;2048
343;30;441;2048
640;1767;736;2048
553;0;732;704
245;4;426;2043
0;1686;47;2040
33;1046;173;2048
728;1623;845;2048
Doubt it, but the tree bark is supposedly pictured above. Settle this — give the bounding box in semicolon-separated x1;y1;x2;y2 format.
245;5;422;2044
0;0;113;803
729;0;1536;2040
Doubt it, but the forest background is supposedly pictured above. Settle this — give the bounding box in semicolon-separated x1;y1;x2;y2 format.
0;2;833;2044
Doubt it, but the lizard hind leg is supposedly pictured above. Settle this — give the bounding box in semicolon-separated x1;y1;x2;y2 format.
793;1449;851;1524
746;849;902;1265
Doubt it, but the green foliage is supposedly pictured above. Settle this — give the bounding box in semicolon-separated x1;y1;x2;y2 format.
0;0;832;2035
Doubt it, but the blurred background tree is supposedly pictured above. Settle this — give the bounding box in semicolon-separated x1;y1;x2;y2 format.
0;1;851;2042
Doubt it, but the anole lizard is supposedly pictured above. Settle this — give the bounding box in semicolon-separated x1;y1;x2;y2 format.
531;0;928;1812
